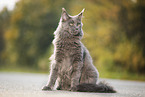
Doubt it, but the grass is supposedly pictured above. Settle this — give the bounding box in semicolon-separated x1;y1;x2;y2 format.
0;66;49;74
0;65;145;81
98;67;145;81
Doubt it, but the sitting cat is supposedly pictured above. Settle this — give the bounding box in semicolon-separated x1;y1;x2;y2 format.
42;8;116;93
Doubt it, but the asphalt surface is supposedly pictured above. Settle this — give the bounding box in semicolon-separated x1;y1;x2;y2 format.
0;72;145;97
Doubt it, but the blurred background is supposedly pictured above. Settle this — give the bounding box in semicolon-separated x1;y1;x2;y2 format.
0;0;145;81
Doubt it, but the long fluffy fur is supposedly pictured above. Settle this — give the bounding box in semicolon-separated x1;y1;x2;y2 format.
76;82;116;93
42;8;116;93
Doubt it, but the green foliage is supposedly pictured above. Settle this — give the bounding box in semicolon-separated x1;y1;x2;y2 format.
0;0;145;79
0;8;11;66
116;0;145;73
0;0;72;68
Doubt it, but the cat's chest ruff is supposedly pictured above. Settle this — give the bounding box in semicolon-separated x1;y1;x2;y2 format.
61;54;71;67
56;40;80;52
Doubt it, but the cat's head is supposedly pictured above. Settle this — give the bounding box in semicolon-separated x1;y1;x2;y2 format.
56;8;85;39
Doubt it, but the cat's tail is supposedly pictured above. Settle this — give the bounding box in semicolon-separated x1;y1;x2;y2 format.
76;81;116;93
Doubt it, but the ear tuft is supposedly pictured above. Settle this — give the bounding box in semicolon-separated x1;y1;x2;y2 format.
62;8;66;12
81;8;85;13
77;8;85;20
61;8;70;22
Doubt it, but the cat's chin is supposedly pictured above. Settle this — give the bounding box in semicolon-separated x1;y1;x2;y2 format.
73;31;81;36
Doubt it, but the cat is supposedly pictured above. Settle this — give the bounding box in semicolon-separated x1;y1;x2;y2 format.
42;8;116;93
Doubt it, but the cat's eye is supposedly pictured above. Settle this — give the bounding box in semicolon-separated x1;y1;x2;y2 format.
77;23;81;27
69;23;74;26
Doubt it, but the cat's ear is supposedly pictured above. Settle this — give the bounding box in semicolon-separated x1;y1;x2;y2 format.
61;8;70;22
77;8;85;20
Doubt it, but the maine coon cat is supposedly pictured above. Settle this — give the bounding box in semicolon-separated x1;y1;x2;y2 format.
42;8;116;93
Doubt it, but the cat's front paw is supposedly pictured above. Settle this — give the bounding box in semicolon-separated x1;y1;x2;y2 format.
56;86;61;90
42;86;51;91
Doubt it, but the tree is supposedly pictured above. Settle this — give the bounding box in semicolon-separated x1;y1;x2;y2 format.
1;0;73;69
116;0;145;73
0;8;11;66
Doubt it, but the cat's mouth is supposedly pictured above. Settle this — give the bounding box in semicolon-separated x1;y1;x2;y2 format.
74;32;81;36
73;31;81;36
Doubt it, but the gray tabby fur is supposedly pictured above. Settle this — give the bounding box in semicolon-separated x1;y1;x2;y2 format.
42;8;116;93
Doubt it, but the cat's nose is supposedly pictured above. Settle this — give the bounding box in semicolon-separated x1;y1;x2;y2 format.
76;27;80;30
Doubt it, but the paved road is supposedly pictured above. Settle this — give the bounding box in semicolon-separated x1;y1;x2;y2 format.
0;72;145;97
